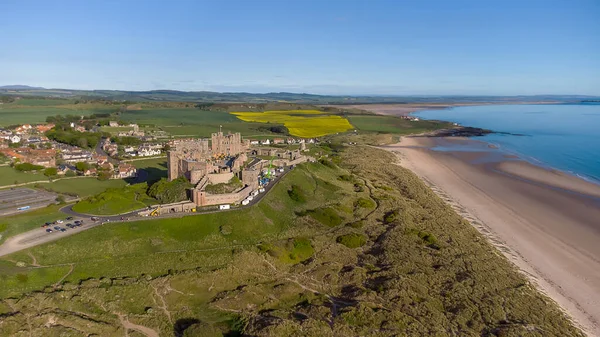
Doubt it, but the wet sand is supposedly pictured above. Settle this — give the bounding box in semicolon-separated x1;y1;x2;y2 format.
382;136;600;336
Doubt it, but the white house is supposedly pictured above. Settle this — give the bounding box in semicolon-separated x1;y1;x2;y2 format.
137;147;161;157
9;135;21;143
250;140;259;145
261;139;271;145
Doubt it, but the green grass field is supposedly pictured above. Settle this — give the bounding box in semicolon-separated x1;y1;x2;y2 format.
37;178;128;198
72;184;155;215
130;157;168;183
0;205;66;243
347;115;451;134
0;103;119;126
0;167;48;187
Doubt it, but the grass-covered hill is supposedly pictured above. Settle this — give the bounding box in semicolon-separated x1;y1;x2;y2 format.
0;139;581;336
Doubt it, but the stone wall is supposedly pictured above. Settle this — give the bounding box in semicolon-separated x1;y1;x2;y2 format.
192;185;253;206
207;172;234;185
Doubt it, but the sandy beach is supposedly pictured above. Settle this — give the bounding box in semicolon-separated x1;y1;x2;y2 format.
382;136;600;336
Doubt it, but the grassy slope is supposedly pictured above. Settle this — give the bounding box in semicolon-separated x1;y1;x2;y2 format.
347;114;451;134
0;99;116;125
72;184;155;215
0;143;582;336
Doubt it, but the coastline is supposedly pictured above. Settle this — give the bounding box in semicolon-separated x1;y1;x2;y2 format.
381;136;600;336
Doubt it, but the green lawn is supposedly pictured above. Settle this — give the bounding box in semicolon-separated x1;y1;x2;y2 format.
130;158;168;183
37;178;128;198
0;204;66;243
347;114;451;134
0;167;47;187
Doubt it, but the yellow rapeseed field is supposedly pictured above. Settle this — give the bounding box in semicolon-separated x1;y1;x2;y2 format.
231;110;354;138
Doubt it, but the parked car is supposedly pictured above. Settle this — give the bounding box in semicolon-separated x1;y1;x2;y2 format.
66;223;74;228
53;226;61;230
66;217;73;220
46;228;53;233
56;220;63;224
91;217;99;221
59;228;67;232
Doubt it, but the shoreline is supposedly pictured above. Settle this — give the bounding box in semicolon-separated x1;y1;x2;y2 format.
381;136;600;336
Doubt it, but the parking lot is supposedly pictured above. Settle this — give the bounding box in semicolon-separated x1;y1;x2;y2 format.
0;188;57;216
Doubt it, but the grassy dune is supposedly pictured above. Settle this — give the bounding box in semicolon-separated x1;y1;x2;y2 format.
0;142;582;336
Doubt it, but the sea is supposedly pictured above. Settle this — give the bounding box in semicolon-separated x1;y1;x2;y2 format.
413;103;600;185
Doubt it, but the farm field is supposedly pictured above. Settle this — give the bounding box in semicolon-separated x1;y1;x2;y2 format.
232;110;354;137
0;143;581;336
0;100;116;125
347;115;451;134
119;108;274;137
0;167;48;187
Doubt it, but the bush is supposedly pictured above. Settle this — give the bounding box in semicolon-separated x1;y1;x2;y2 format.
287;184;306;202
354;198;375;209
14;163;44;172
65;170;77;177
338;174;353;182
383;210;399;224
336;233;367;248
44;167;58;177
148;177;192;204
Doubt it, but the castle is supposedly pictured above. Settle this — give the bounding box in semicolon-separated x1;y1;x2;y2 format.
167;131;257;206
168;131;250;183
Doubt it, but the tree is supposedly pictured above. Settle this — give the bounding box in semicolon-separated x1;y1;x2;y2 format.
75;162;89;172
44;167;58;177
77;137;88;148
97;171;112;181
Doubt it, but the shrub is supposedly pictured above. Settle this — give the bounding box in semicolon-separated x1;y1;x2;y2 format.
14;163;44;172
336;233;367;248
287;184;306;202
354;198;375;209
44;167;58;177
148;177;192;204
383;210;399;224
338;174;353;182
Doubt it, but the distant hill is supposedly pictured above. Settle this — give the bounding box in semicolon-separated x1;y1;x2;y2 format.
0;85;45;90
0;85;598;104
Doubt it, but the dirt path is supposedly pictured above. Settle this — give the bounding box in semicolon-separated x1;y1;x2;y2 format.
118;314;159;337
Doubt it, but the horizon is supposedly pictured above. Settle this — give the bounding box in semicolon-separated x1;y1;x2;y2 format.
2;0;599;96
2;84;599;98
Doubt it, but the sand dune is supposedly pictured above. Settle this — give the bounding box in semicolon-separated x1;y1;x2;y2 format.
382;137;600;336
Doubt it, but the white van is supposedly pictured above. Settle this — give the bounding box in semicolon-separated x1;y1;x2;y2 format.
242;199;250;206
219;204;231;210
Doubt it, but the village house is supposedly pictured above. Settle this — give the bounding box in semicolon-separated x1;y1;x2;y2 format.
35;124;55;133
137;145;161;157
261;139;271;145
73;125;86;132
109;121;119;127
273;138;285;145
9;135;21;143
114;163;137;179
60;149;93;163
57;164;75;175
0;148;57;167
83;168;97;176
15;124;33;134
249;140;259;145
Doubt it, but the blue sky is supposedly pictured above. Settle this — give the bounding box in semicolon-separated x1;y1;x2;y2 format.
1;0;599;95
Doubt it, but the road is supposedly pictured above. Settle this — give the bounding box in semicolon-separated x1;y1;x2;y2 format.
0;167;291;258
